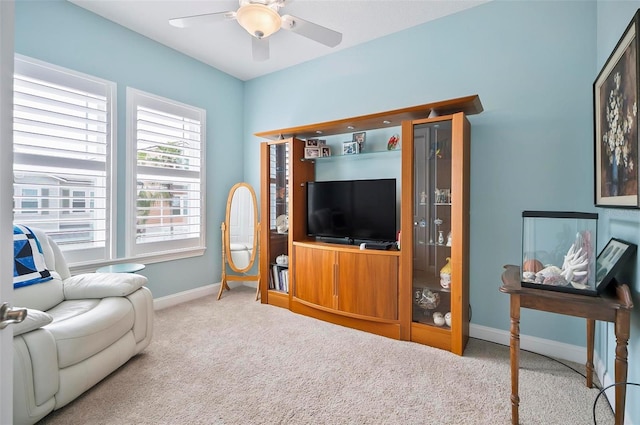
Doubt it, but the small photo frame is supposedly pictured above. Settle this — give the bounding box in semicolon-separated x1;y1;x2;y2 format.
305;139;320;147
304;147;321;159
342;141;359;155
595;237;637;293
353;132;366;152
321;146;331;157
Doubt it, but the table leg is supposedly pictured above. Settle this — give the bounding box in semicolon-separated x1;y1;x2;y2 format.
586;319;595;388
510;294;521;425
614;309;630;425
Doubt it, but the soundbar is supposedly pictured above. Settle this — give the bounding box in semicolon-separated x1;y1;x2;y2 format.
364;241;394;250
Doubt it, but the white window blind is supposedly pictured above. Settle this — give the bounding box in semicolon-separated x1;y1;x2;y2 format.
126;88;205;257
13;56;115;264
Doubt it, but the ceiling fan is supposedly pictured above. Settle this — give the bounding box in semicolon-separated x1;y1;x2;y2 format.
169;0;343;62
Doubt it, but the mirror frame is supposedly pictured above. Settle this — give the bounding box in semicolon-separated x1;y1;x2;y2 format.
224;182;259;274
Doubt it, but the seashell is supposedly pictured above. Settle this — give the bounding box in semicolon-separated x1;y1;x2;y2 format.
433;312;445;326
536;265;562;279
417;289;440;310
523;259;544;273
542;274;569;286
570;281;590;290
522;271;536;281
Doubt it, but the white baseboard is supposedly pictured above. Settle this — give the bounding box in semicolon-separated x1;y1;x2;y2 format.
153;281;258;310
470;323;586;364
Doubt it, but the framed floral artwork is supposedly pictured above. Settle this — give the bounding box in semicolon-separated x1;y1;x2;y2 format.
594;10;640;208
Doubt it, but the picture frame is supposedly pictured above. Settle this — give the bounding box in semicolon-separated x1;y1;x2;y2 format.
595;237;637;293
352;132;366;153
321;146;331;157
342;141;359;155
594;9;640;208
304;147;321;159
305;139;325;147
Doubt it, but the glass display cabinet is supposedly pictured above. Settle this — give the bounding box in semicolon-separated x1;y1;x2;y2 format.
401;112;471;355
260;138;314;308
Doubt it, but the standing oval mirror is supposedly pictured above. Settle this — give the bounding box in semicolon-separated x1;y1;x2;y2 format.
218;182;260;300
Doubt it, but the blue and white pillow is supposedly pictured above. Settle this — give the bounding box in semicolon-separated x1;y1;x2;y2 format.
13;225;52;289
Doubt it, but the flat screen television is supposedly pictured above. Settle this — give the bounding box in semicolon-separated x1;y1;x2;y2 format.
306;178;397;244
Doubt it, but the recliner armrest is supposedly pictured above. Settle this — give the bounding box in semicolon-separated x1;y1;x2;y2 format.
63;273;148;299
13;308;53;336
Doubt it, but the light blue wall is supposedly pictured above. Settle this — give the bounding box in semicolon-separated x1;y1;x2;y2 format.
596;1;640;421
245;0;597;345
14;0;245;298
13;1;640;419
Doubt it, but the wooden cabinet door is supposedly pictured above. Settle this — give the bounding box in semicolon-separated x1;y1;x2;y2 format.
336;251;398;320
293;245;336;309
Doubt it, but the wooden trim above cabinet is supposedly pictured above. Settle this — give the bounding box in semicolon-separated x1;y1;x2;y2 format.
255;95;482;140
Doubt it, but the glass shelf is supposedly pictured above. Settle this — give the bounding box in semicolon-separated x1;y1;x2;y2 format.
301;149;401;162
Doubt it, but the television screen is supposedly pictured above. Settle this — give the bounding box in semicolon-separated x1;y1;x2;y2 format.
306;178;397;243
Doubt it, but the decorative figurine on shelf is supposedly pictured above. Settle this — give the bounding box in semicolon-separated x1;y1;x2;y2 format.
387;133;399;150
438;231;444;245
446;231;452;247
445;312;452;327
440;257;452;289
417;288;440;310
420;191;427;204
433;312;445;326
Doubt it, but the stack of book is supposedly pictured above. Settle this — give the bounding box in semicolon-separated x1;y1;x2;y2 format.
270;265;289;292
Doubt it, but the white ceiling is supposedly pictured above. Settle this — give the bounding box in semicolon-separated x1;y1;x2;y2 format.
68;0;488;81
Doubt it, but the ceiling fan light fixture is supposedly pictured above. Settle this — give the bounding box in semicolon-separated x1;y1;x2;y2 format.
236;4;282;39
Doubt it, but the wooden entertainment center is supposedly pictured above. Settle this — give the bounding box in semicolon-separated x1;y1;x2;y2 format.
258;95;483;354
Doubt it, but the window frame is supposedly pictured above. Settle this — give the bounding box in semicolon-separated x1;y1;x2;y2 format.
13;54;117;267
125;87;206;262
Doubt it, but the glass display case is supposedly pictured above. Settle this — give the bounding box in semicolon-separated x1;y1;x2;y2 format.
412;120;454;327
268;143;289;292
402;111;471;355
521;211;598;295
260;137;315;308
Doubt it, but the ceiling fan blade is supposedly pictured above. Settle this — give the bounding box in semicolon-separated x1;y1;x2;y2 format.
169;11;236;28
280;14;342;48
252;37;270;62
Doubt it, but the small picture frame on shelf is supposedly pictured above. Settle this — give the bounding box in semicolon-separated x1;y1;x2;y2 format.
321;146;331;157
352;132;366;152
595;238;637;293
342;141;359;155
305;139;325;147
304;147;321;159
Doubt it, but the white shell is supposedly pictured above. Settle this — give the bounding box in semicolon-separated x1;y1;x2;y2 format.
433;312;445;326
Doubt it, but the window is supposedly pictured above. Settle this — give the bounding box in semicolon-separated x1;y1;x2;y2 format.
126;88;205;258
13;56;115;264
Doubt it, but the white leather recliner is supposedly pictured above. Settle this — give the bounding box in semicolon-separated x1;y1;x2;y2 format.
12;227;154;425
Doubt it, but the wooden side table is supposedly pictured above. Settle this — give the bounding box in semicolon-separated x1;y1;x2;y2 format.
500;264;633;425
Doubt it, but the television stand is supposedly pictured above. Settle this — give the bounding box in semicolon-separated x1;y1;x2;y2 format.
291;240;401;339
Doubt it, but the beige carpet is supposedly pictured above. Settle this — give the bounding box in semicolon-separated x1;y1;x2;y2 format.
39;286;613;424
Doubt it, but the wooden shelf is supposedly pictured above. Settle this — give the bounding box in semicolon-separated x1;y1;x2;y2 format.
255;95;482;140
